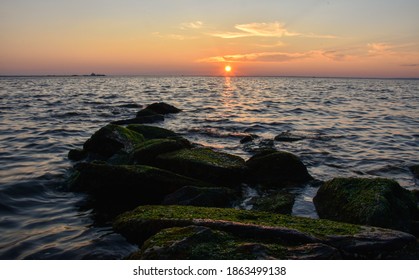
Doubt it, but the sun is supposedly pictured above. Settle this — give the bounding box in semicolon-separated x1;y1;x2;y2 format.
225;65;232;73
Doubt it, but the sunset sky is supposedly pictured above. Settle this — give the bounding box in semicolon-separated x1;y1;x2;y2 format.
1;0;419;77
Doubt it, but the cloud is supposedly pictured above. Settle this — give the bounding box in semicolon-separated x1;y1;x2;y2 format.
152;32;196;40
197;51;311;63
180;21;203;30
209;21;336;39
401;63;419;67
367;43;393;55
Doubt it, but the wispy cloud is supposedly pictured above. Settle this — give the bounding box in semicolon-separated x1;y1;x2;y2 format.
197;51;311;63
209;21;336;39
152;32;196;40
401;63;419;67
180;21;203;30
368;43;393;55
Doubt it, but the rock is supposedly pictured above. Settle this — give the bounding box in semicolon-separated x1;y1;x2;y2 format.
69;162;213;212
274;132;304;142
113;205;416;259
252;191;296;215
127;125;179;140
162;186;237;208
313;177;417;232
118;103;142;108
240;135;257;144
246;150;313;188
83;124;145;158
145;102;181;115
411;189;419;202
130;138;191;165
68;148;87;161
156;148;247;185
287;243;341;260
410;165;419;179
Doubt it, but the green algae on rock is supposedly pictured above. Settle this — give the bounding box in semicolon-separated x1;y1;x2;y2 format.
130;225;288;260
252;191;296;215
83;124;145;158
156;148;247;185
127;124;179;140
113;205;416;259
130;138;191;165
246;150;313;188
314;177;417;232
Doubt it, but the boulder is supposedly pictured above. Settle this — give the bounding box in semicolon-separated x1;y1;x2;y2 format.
68;148;87;161
127;125;179;140
113;205;416;259
313;177;417;232
246;150;313;188
274;131;304;142
82;124;145;158
69;162;213;211
156;148;247;185
252;191;296;215
145;102;181;114
162;186;237;208
130;138;191;165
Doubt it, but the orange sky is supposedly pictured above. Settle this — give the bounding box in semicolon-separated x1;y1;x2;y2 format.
1;0;419;77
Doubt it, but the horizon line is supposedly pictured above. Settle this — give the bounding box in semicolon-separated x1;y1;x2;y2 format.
0;74;418;80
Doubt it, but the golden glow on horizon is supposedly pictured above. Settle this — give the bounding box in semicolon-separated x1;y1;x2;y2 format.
0;1;418;77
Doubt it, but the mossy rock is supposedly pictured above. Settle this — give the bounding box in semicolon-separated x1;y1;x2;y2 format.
127;125;179;140
246;150;313;188
252;191;296;215
69;162;213;212
83;124;145;158
130;138;191;165
162;186;237;208
114;205;416;259
314;177;417;232
410;165;419;179
113;205;360;245
131;225;286;260
68;148;87;161
156;148;247;185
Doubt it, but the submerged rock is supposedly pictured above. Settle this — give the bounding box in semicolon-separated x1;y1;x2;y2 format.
156;148;247;185
313;177;417;232
162;186;236;208
246;150;313;188
69;162;212;211
83;124;145;158
274;132;304;142
252;191;296;215
240;134;258;144
410;165;419;179
145;102;181;115
114;205;416;259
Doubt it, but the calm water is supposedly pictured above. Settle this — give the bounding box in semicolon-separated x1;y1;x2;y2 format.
0;76;418;259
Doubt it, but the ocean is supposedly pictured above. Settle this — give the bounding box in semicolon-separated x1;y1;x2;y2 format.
0;76;418;259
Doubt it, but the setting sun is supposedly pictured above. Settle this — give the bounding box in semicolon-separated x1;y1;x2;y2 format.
225;65;232;72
